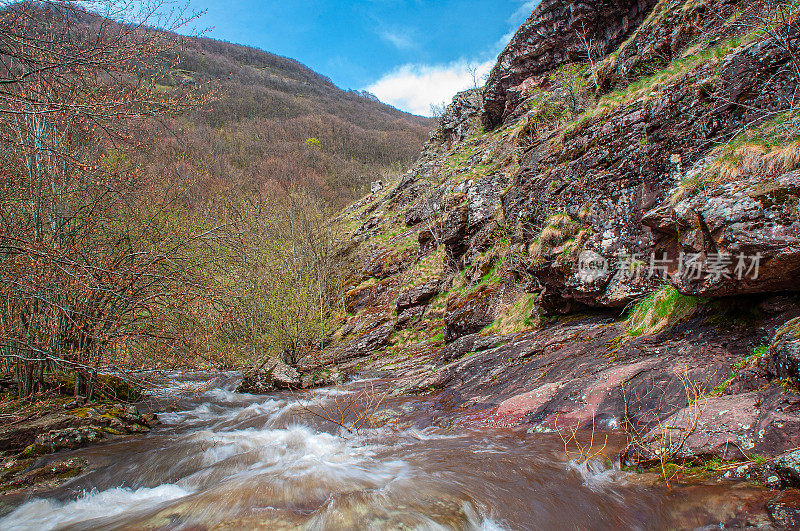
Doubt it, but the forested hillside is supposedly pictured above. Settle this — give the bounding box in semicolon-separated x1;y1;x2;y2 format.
0;0;432;399
141;32;433;207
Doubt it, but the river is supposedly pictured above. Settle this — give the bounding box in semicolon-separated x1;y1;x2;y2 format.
0;373;771;529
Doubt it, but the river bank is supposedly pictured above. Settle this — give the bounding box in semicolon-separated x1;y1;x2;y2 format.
0;372;798;529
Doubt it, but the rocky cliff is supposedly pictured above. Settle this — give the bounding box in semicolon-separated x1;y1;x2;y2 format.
319;0;800;490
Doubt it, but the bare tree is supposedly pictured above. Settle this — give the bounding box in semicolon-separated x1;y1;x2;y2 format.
577;22;600;92
0;0;207;397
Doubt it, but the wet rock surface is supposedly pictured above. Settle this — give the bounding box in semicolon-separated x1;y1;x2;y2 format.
766;490;800;529
0;457;88;497
0;402;152;457
381;297;800;462
775;449;800;489
0;400;153;496
237;358;302;393
762;317;800;387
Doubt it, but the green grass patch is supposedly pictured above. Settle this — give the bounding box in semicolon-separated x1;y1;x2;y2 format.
626;286;700;338
712;344;770;396
482;293;539;336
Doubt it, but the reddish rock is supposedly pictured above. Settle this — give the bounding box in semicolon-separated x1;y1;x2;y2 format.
766;490;800;528
396;280;442;311
444;287;497;342
483;0;660;129
762;317;800;386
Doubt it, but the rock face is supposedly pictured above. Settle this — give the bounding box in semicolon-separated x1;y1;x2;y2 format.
644;171;800;297
434;88;483;144
396;281;442;311
774;448;800;488
444;287;497;342
328;0;800;471
761;317;800;386
482;0;661;129
766;490;800;529
504;30;799;312
596;0;751;92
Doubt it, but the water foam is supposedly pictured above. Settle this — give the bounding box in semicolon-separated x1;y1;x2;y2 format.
0;484;190;531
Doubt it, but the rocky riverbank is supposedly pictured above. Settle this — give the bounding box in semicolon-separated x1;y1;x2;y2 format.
285;2;800;520
0;392;156;496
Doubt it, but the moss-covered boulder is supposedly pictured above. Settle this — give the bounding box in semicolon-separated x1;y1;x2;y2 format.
237;358;302;393
761;317;800;386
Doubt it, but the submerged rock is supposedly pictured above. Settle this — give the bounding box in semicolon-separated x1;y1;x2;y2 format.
766;490;800;528
0;456;88;495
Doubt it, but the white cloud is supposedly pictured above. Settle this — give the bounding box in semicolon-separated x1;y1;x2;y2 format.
365;1;542;117
509;0;541;25
366;59;493;117
380;30;416;51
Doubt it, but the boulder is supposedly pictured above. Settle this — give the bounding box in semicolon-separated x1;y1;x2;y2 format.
761;317;800;386
397;306;425;328
237;358;302;393
444;287;497;343
766;490;800;528
325;321;396;363
29;427;101;455
774;448;800;488
643;171;800;298
396;280;441;311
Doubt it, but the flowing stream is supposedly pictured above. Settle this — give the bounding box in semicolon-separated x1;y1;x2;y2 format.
0;373;770;530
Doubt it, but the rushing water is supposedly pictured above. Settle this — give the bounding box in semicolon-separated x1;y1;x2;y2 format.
0;373;771;530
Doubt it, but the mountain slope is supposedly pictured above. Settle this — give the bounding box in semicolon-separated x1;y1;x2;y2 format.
142;34;434;206
318;0;800;484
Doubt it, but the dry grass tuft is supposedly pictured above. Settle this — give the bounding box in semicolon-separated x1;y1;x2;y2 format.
539;225;566;247
528;213;583;262
704;140;800;183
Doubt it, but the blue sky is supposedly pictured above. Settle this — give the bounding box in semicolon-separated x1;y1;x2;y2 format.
186;1;540;116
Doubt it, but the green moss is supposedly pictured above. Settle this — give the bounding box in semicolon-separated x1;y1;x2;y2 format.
626;286;700;338
712;344;770;396
19;443;47;459
56;467;84;480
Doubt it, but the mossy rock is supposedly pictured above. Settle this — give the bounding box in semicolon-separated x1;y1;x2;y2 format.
762;317;800;386
748;181;800;207
18;443;48;459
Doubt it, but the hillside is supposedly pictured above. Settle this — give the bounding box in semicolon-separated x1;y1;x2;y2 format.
141;33;434;206
6;1;800;526
306;0;800;499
